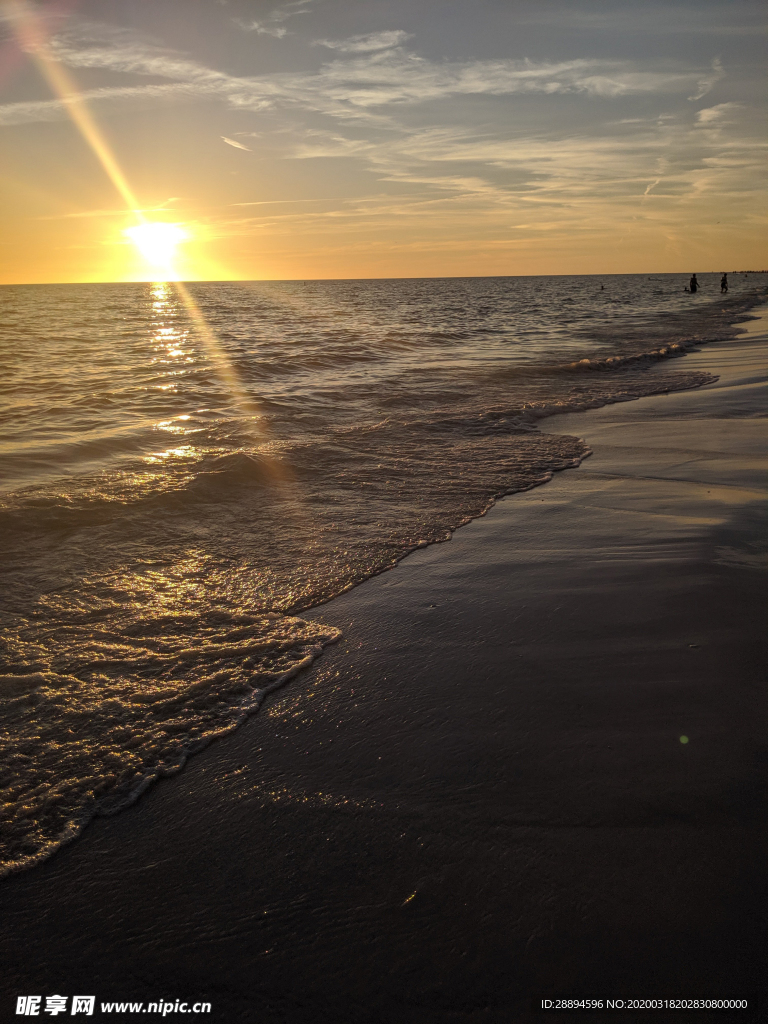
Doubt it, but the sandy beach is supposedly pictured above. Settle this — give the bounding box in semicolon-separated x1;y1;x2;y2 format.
1;315;766;1023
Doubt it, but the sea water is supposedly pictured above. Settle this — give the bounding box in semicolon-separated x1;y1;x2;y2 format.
0;272;764;876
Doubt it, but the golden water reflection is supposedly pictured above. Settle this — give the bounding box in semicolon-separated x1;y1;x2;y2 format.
149;283;192;368
144;283;201;463
144;445;196;465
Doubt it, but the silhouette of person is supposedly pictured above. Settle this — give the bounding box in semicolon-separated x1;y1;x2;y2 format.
720;273;728;293
689;274;699;293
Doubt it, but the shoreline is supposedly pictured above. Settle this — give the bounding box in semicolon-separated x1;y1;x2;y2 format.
1;313;766;1021
3;294;763;887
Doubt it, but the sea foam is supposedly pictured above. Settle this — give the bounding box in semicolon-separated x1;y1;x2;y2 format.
1;274;765;876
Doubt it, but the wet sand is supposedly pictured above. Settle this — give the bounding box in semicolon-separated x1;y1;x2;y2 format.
1;317;766;1023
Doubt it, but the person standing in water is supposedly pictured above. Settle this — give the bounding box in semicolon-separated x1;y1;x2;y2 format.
689;273;699;293
721;273;728;293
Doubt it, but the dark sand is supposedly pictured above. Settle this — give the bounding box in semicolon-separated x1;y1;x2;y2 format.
1;320;766;1023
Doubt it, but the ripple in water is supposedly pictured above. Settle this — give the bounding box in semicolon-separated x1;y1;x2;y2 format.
0;274;765;876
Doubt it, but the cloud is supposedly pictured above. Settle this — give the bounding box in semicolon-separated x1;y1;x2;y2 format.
313;31;413;53
198;99;766;250
516;7;767;36
232;0;316;38
688;57;725;100
232;19;287;38
0;17;742;132
222;136;252;150
40;23;232;85
277;110;766;228
0;83;206;126
323;54;713;109
291;129;373;158
696;102;740;125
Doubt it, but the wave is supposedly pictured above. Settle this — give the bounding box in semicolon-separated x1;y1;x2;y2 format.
0;280;765;880
0;610;340;879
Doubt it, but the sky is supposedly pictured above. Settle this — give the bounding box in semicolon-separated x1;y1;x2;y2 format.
0;0;765;282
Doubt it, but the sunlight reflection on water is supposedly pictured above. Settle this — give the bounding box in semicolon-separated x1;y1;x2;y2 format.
0;274;764;877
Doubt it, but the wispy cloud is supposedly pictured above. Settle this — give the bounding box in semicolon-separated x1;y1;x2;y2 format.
232;19;287;38
516;7;767;36
2;19;732;129
695;102;740;125
281;110;767;231
287;52;712;111
291;129;374;158
4;10;762;247
232;0;317;38
222;135;251;150
313;31;412;53
41;23;233;85
0;83;205;126
688;57;725;100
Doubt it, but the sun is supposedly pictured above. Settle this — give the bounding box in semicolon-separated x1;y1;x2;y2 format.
124;222;188;274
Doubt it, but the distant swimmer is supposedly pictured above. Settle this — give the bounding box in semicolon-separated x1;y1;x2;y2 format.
689;273;699;293
600;284;604;290
720;273;728;293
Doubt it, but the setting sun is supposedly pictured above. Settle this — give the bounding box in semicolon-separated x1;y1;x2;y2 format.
124;223;188;273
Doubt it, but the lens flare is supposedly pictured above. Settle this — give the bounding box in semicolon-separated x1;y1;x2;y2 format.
6;0;279;458
5;0;141;216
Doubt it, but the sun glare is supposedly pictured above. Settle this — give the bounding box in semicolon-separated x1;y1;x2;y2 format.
124;223;188;274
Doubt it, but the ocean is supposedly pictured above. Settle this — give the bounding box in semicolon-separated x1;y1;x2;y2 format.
0;272;764;878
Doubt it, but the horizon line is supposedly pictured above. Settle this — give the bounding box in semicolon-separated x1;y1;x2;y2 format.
2;270;764;287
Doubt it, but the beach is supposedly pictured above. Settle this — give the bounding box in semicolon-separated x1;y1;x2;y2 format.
1;313;766;1022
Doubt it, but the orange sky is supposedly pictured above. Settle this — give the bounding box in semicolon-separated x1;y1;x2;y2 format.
0;0;765;283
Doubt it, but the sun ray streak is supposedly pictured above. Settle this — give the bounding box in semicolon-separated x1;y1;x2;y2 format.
171;282;291;486
4;1;286;475
5;0;143;218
